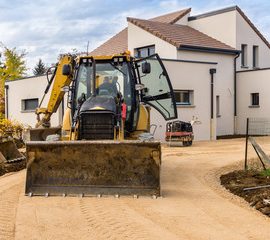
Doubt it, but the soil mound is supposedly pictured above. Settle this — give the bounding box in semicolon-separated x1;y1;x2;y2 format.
221;170;270;216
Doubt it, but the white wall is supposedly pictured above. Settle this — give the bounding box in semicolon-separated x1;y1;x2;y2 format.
128;22;177;59
5;75;64;128
150;60;216;141
188;9;270;71
188;10;237;48
236;69;270;134
178;50;235;137
128;20;236;139
236;11;270;71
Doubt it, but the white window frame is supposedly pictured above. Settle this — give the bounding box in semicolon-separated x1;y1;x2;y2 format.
134;45;155;58
253;45;259;68
250;93;259;107
174;90;194;106
21;98;39;112
216;95;221;117
241;44;248;68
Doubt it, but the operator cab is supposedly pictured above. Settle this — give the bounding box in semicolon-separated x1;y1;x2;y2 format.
69;54;177;140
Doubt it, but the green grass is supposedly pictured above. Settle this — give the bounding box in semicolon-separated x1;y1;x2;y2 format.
260;169;270;177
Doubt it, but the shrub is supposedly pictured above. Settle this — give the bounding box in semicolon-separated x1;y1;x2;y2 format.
0;118;24;140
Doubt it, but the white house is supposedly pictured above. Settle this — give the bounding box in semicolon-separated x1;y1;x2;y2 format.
5;75;64;128
5;6;270;141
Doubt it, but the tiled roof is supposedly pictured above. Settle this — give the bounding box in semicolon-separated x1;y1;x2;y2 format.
127;18;236;51
150;8;191;24
89;9;191;55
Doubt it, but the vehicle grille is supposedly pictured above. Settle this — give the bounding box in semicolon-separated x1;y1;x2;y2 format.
78;111;115;140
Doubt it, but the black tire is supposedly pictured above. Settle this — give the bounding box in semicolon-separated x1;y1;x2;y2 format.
183;141;192;147
183;141;188;147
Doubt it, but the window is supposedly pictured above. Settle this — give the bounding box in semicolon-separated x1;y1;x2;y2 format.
253;45;259;68
241;44;248;67
134;45;155;58
22;98;38;111
137;55;177;120
251;93;259;106
216;95;220;117
174;90;194;105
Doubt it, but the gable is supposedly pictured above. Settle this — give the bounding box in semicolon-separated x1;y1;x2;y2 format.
236;7;270;49
89;8;191;55
188;6;270;49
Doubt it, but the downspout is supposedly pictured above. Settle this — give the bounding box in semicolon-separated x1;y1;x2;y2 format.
234;52;240;134
210;68;217;140
4;85;9;119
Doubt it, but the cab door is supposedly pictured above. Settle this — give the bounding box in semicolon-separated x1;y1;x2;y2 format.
136;54;177;120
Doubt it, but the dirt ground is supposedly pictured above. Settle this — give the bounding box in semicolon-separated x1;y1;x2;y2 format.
221;169;270;216
1;138;270;240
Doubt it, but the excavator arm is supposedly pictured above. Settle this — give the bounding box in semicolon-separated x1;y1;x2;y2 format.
35;55;75;128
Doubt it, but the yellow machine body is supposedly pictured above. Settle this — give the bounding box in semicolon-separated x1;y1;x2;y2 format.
25;52;177;197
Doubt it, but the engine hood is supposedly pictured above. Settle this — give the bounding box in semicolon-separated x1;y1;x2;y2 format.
79;95;117;113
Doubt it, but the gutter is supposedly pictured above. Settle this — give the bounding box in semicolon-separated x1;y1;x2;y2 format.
188;6;238;21
210;68;217;140
179;45;240;55
4;85;9;119
234;52;240;134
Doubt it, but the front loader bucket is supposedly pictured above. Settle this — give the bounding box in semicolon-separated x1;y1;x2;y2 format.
0;140;25;163
25;140;161;197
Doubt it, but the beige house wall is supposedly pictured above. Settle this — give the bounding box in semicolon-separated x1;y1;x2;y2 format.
128;21;237;140
153;60;216;141
128;22;177;58
188;11;237;48
178;50;235;136
5;76;63;128
236;69;270;134
236;11;270;71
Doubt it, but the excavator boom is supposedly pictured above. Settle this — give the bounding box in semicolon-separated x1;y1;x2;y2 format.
35;55;74;128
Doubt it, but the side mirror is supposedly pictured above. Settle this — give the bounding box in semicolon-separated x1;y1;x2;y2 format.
142;62;151;74
62;64;71;76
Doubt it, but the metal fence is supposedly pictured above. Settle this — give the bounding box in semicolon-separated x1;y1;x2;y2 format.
245;118;270;170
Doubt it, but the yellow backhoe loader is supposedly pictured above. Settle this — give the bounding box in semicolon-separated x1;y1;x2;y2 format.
25;52;177;197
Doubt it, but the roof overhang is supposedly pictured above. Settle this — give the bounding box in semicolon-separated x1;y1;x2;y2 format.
178;45;241;55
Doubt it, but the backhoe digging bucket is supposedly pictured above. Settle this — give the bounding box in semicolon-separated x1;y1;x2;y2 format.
25;140;161;197
0;140;25;163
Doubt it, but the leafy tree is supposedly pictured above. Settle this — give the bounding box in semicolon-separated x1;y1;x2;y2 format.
0;45;27;81
33;59;47;76
0;44;27;117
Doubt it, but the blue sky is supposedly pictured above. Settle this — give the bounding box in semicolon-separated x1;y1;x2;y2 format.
0;0;269;74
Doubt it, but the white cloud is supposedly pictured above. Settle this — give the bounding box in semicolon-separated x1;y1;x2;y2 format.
0;0;269;75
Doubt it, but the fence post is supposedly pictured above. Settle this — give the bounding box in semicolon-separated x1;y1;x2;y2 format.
244;118;249;170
